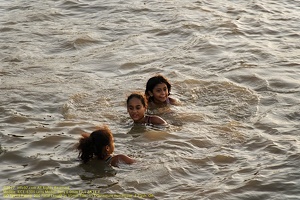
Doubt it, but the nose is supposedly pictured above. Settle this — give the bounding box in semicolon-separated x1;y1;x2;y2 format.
132;108;138;113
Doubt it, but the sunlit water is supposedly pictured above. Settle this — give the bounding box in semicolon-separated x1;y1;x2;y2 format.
1;0;300;199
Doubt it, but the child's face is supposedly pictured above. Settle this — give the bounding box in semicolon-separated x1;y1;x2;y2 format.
127;97;146;122
150;83;169;103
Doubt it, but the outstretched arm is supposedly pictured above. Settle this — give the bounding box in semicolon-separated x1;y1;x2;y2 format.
111;154;135;167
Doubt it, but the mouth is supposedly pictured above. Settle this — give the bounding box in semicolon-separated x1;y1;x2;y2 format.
131;114;139;119
159;96;167;101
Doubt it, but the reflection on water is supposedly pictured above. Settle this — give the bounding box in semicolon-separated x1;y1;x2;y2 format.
78;160;117;181
126;124;148;138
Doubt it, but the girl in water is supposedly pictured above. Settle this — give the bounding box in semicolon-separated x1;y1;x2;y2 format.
145;75;177;110
127;92;167;126
77;125;135;167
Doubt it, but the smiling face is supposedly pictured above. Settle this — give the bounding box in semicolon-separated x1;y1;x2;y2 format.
127;97;146;123
149;83;169;104
145;75;171;103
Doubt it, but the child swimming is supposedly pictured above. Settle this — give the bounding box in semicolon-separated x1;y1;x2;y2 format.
145;75;177;110
127;92;167;126
77;125;135;167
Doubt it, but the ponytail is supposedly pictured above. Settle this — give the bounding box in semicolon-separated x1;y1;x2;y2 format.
77;133;94;163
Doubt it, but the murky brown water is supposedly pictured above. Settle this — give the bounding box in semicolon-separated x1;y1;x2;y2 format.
1;0;300;199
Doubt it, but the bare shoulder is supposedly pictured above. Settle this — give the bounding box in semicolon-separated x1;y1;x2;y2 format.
169;97;179;105
150;115;167;125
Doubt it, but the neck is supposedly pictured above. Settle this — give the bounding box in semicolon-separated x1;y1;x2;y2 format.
104;154;112;161
153;99;167;106
134;115;146;124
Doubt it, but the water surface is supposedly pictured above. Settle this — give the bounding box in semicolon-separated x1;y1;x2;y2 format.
1;0;300;199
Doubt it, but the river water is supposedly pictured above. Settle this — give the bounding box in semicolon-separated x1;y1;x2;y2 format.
1;0;300;199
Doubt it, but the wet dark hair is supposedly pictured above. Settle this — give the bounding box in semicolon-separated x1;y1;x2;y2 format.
126;92;148;108
77;126;113;163
145;75;171;102
126;92;147;108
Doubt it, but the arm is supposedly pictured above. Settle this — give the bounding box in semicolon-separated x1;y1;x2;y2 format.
110;154;135;167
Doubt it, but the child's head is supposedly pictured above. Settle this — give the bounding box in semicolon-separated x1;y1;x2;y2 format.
77;125;115;163
126;92;147;122
145;75;172;103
